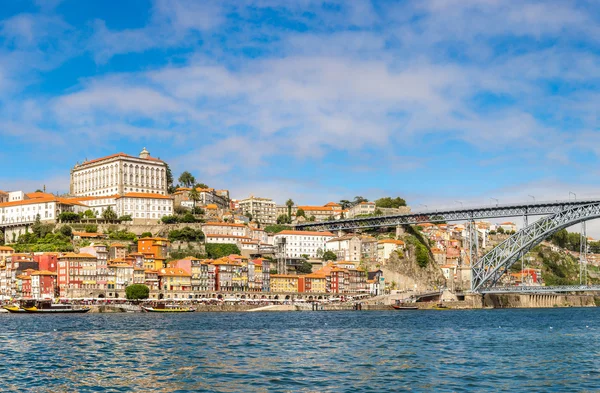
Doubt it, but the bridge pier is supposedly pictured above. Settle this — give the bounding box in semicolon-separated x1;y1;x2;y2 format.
395;225;405;239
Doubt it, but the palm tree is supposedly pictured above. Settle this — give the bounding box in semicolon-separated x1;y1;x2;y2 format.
178;171;196;188
188;188;200;211
102;206;117;221
286;198;294;220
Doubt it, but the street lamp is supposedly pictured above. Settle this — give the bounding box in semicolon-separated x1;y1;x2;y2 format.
569;192;576;201
528;195;535;203
490;198;499;206
419;204;428;211
455;200;463;208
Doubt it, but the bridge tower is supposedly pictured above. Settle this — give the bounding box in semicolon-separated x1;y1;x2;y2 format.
580;222;588;285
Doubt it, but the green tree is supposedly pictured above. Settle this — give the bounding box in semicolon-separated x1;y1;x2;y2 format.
118;215;132;222
168;227;204;242
353;196;368;205
140;232;153;238
339;200;351;209
59;212;80;222
245;212;253;221
180;212;197;223
497;227;505;234
31;214;43;238
296;208;306;218
195;183;209;189
59;225;73;238
188;188;200;209
277;214;291;224
375;197;407;208
84;224;98;233
125;284;150;300
308;215;316;222
161;215;179;224
102;206;117;221
165;163;176;194
178;171;196;188
297;261;313;274
286;198;294;220
191;207;205;215
322;250;337;261
83;209;96;219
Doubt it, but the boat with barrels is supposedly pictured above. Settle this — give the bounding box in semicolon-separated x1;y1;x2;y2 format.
142;301;195;313
391;300;419;310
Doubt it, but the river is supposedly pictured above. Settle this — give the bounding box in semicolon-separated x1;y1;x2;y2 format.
1;308;599;392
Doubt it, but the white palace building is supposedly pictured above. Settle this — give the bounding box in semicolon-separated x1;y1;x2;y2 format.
70;147;167;197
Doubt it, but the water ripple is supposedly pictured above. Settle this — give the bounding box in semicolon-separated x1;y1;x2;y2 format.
0;309;599;392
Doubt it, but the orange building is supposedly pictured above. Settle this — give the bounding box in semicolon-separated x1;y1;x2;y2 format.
137;237;170;259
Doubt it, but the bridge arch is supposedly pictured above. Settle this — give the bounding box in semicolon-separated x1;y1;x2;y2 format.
472;203;600;292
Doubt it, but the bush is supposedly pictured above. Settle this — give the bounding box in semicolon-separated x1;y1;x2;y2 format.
140;232;153;238
58;212;80;222
59;225;73;238
125;284;150;300
180;213;197;223
322;250;337;261
118;215;132;222
205;243;241;259
161;215;178;224
169;227;204;242
84;224;98;233
108;230;137;241
297;261;313;274
415;243;429;268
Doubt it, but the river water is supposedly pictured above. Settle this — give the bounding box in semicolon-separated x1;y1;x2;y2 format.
1;308;599;392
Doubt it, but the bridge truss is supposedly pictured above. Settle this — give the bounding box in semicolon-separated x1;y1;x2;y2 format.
295;199;600;231
471;203;600;292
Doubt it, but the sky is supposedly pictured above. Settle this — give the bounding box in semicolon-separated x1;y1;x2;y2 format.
1;0;600;213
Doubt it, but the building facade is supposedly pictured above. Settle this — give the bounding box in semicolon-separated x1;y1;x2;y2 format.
238;196;277;225
70;148;167;197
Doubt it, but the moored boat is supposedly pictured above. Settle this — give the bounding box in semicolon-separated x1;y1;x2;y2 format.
142;304;195;313
392;304;419;310
19;300;90;313
2;304;27;313
392;300;419;310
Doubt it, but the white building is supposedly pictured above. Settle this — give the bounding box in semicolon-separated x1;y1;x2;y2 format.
273;230;335;259
70;148;167;197
202;222;249;238
115;193;173;224
326;235;363;262
0;192;89;241
238;196;277;225
347;202;376;218
377;239;405;264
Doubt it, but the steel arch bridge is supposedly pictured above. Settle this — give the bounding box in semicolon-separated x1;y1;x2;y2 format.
294;199;600;231
471;202;600;292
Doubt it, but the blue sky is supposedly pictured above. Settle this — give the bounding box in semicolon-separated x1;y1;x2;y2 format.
1;0;600;209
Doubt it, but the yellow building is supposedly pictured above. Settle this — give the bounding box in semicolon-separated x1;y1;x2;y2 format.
158;268;191;293
270;274;299;293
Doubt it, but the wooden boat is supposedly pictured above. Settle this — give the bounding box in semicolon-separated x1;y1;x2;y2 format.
21;300;90;313
142;305;195;313
142;301;195;313
392;301;419;310
433;303;450;310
